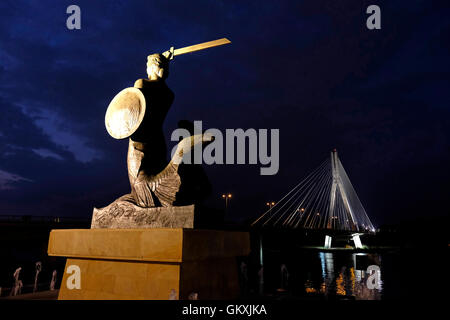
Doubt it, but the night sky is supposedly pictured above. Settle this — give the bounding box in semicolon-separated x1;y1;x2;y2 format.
0;0;449;227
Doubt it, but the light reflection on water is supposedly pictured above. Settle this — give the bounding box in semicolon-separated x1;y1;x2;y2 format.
304;252;383;300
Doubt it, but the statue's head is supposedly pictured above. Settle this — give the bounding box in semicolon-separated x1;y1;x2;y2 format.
146;53;169;80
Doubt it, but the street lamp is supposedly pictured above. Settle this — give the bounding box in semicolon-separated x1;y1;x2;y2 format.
222;193;232;212
266;201;275;210
260;200;276;295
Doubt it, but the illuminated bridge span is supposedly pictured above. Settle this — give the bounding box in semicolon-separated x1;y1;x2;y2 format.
253;150;375;233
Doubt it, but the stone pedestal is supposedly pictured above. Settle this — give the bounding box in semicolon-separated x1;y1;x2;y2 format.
47;228;250;300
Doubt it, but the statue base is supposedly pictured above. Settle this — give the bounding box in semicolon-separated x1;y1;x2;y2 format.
47;228;250;300
91;201;195;229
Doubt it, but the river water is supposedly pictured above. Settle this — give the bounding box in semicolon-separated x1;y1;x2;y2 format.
244;245;447;300
290;251;383;299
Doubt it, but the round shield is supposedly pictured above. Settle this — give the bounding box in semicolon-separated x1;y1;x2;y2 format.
105;87;146;139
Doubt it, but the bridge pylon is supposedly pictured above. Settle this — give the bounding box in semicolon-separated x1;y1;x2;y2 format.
252;150;375;248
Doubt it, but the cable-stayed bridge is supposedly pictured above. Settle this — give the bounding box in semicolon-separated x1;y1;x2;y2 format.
252;150;375;248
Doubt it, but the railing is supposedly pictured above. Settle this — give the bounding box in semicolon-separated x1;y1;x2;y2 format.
0;282;59;298
0;215;90;224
